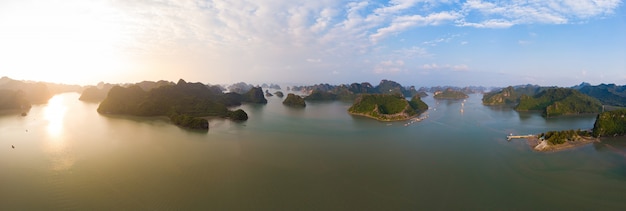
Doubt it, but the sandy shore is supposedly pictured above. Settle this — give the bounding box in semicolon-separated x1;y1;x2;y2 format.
526;136;599;152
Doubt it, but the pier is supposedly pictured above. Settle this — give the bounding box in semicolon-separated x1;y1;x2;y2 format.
507;134;535;140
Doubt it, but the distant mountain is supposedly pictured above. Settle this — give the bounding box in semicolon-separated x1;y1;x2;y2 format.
573;83;626;107
515;88;602;117
79;81;177;102
418;86;489;94
0;76;53;104
228;82;255;94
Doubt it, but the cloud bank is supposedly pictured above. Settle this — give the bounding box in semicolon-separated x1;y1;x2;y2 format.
0;0;622;85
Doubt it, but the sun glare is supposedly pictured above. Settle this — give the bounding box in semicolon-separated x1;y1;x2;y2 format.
44;95;67;137
0;0;132;84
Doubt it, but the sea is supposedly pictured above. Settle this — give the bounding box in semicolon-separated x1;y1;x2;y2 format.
1;92;625;210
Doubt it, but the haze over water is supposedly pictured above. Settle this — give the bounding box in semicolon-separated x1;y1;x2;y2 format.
1;92;626;209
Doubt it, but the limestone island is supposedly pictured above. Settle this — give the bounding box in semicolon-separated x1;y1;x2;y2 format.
514;130;599;152
433;88;468;100
348;93;428;121
274;91;284;98
97;79;263;130
511;109;626;152
282;93;306;107
515;88;602;117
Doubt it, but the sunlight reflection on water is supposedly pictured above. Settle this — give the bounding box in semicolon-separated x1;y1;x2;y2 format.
44;95;67;137
43;95;74;171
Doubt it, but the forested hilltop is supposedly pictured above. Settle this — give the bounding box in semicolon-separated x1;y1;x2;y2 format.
482;85;551;105
593;109;626;137
294;80;424;101
574;83;626;107
515;88;602;117
433;88;468;99
97;79;263;130
348;94;428;121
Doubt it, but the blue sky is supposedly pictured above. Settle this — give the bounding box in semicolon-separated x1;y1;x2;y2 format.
0;0;624;87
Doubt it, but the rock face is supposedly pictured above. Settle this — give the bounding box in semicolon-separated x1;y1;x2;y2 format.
482;86;517;105
283;93;306;107
593;109;626;137
482;85;546;105
243;87;268;104
274;91;284;98
433;88;468;100
515;88;602;117
348;94;428;121
79;86;111;102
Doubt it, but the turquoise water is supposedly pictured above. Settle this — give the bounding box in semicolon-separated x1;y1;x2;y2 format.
1;92;625;210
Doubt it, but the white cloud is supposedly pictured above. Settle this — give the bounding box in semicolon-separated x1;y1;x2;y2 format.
459;19;515;28
375;60;405;74
420;63;470;71
307;58;322;63
422;34;461;46
370;11;460;43
395;46;432;58
459;0;621;28
452;64;469;71
2;0;619;84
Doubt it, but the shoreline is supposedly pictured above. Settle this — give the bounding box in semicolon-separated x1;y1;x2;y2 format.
348;111;420;122
525;136;599;152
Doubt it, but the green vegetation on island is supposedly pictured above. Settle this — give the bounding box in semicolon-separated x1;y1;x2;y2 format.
348;94;428;121
304;90;339;101
433;88;468;100
242;87;268;104
283;93;306;107
540;129;593;145
482;85;550;105
515;88;602;117
592;109;626;137
97;79;254;130
575;83;626;107
297;80;420;101
526;129;597;152
169;113;209;130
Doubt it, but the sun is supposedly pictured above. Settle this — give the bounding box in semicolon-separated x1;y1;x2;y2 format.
0;0;133;85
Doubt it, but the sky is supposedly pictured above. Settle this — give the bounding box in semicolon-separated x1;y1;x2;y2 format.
0;0;625;87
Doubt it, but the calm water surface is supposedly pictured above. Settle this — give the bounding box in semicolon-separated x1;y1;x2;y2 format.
1;92;625;210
